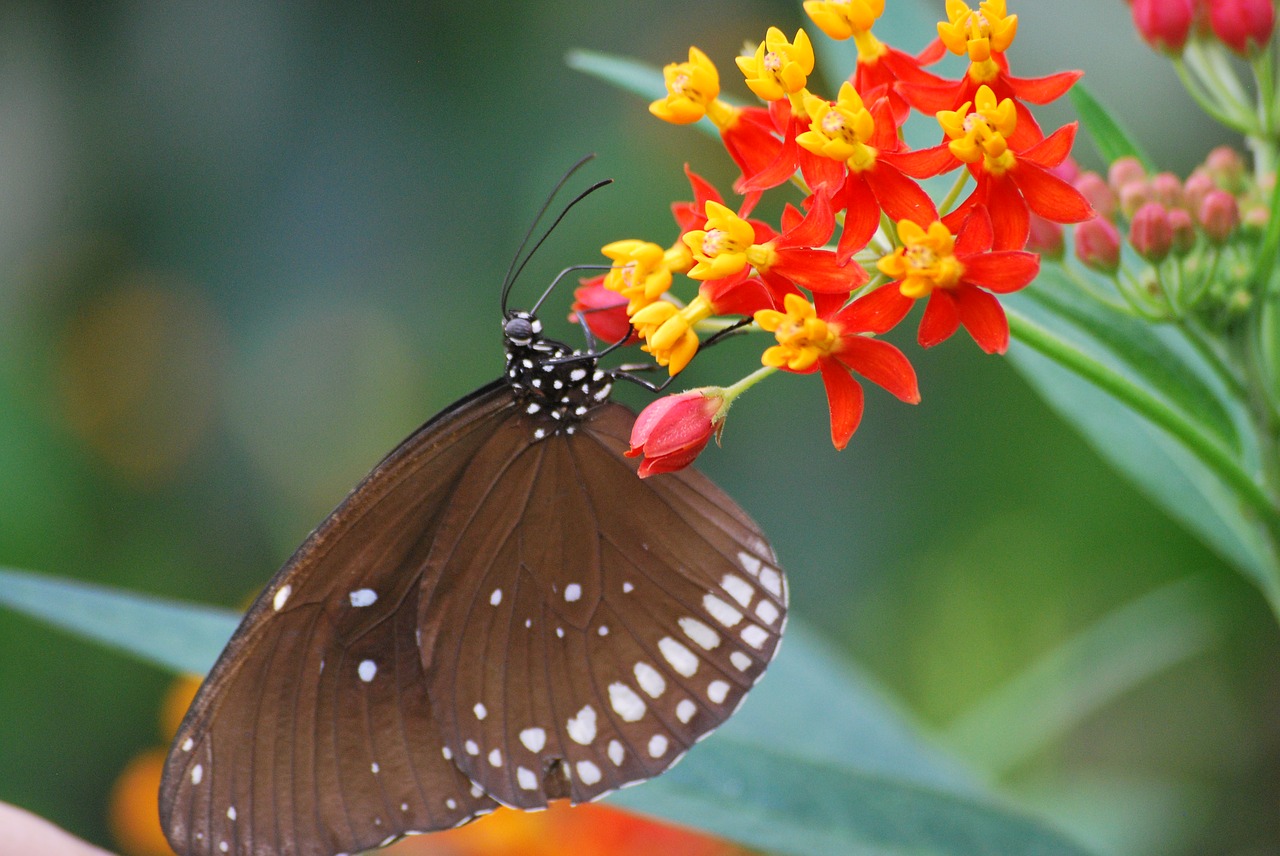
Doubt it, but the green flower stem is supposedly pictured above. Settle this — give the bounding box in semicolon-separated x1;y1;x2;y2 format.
1174;57;1254;132
1007;313;1279;530
937;169;970;218
719;364;777;406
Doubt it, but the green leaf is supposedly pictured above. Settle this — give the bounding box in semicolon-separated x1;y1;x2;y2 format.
0;566;239;675
942;576;1220;775
0;568;1096;855
1068;83;1154;170
566;49;667;103
1004;281;1277;591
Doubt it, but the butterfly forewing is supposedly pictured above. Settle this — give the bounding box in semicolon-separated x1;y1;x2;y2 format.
420;403;787;809
161;386;515;856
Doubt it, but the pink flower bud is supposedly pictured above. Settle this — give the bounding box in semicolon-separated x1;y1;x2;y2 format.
1207;0;1275;55
1198;188;1241;243
1130;201;1174;262
1132;0;1196;53
1027;214;1065;258
1073;172;1118;220
1205;145;1247;190
569;279;636;345
1119;180;1152;220
1168;207;1197;255
1108;156;1148;192
1182;170;1216;213
626;389;725;477
1150;171;1185;208
1075;217;1122;274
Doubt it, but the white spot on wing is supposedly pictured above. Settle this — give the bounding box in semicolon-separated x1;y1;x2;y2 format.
465;740;479;756
721;574;754;608
703;594;743;628
731;651;753;671
489;748;503;767
181;738;193;752
759;566;783;598
517;766;538;790
648;734;669;758
707;680;730;704
623;581;634;593
348;588;377;607
520;727;547;753
226;806;236;821
608;739;625;766
358;660;377;682
565;583;582;602
633;662;666;698
273;585;291;611
658;636;699;677
567;705;598;744
474;703;488;721
371;762;380;773
608;682;646;722
679;616;721;650
741;624;769;649
577;760;603;785
490;588;503;606
446;798;458;810
191;764;203;785
738;551;763;576
755;599;780;625
676;699;696;723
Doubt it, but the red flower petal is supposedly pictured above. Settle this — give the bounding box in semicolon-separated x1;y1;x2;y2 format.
886;142;957;179
1005;70;1082;104
774;247;867;292
1011;160;1094;224
984;174;1031;251
703;273;778;316
918;288;961;348
865;161;938;227
818;360;865;450
836;335;921;403
954;206;995;255
835;282;914;334
953;284;1010;353
778;191;835;248
961;250;1040;293
1021;123;1078;169
835;175;880;263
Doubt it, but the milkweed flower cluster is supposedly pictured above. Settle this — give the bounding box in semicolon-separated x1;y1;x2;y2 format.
583;0;1092;472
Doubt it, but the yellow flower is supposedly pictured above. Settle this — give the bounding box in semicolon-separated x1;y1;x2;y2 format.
682;201;758;280
796;82;878;171
630;294;715;375
600;239;673;314
938;0;1018;82
803;0;885;40
755;293;838;372
735;27;815;103
650;46;721;124
877;220;965;299
937;85;1017;174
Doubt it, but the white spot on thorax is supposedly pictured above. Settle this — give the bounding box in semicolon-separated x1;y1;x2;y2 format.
564;583;582;602
707;680;730;704
517;766;538;790
520;727;547;753
679;616;721;650
608;682;646;722
648;734;669;758
273;585;292;611
658;636;699;677
608;739;625;766
358;660;377;682
676;699;697;723
348;588;377;607
570;368;587;381
526;402;541;415
567;705;598;744
576;760;602;785
633;662;666;698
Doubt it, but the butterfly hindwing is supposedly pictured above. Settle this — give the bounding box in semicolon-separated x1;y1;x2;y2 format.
160;386;515;856
419;402;788;809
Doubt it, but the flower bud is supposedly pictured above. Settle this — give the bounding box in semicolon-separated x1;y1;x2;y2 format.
1130;201;1174;262
1150;171;1185;208
1074;172;1118;220
1027;215;1065;258
1132;0;1196;53
1119;180;1152;220
1207;0;1275;55
1108;156;1147;192
1198;188;1241;243
626;389;725;477
1182;169;1216;214
569;279;636;345
1205;145;1247;191
1168;207;1197;255
1075;217;1122;274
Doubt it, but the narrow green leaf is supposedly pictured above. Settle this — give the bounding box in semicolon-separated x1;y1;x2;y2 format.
0;569;1095;854
1068;83;1154;169
611;738;1096;856
1003;297;1277;591
566;49;667;103
0;566;238;675
943;576;1220;775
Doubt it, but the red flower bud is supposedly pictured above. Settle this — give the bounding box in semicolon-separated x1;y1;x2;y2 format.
1132;0;1196;53
1073;172;1118;220
1130;201;1174;262
1168;207;1197;255
1198;188;1241;243
1150;171;1185;208
569;280;636;345
626;389;725;477
1207;0;1275;54
1182;169;1216;214
1075;217;1122;273
1027;214;1065;258
1108;156;1147;192
1205;145;1247;190
1119;180;1152;219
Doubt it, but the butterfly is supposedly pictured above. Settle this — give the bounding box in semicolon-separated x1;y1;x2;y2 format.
159;166;788;856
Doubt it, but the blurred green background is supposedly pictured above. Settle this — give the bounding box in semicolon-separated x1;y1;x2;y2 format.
0;1;1275;854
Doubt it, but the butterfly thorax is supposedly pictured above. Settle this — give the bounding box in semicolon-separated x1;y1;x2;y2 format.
502;311;613;431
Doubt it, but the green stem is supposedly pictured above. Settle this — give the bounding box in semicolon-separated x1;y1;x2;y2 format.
1174;56;1256;132
1007;312;1279;527
936;169;971;217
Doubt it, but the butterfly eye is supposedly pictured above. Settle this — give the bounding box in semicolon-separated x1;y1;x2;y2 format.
503;314;537;345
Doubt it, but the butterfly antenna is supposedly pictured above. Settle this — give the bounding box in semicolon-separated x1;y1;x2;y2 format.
528;263;612;318
501;155;605;313
502;177;613;313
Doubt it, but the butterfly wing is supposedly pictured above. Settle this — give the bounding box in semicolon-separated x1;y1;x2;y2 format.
160;384;516;856
418;402;787;808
